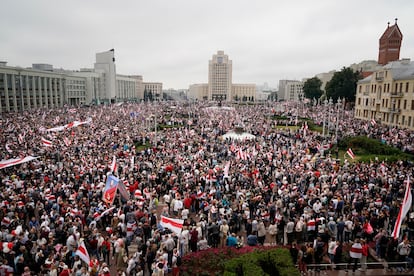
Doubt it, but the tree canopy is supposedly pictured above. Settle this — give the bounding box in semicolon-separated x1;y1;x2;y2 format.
325;67;361;102
303;77;323;100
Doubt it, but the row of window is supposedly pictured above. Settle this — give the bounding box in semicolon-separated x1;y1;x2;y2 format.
359;81;414;94
357;98;414;111
356;110;414;128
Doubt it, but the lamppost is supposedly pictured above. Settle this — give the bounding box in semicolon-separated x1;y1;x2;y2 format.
328;98;333;137
16;69;24;113
335;98;342;141
322;99;328;137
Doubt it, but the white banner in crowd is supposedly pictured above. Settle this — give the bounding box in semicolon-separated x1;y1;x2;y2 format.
46;118;92;132
0;156;39;170
160;216;184;235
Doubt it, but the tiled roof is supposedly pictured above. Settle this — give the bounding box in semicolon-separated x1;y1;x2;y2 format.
380;23;403;41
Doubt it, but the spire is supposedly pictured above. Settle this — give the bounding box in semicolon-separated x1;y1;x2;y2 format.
387;22;390;28
395;18;398;25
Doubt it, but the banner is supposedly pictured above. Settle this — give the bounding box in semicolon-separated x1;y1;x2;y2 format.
75;240;91;266
46;118;92;132
160;215;184;235
0;156;39;170
103;175;119;205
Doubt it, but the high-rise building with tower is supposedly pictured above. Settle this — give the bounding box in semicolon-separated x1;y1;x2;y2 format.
188;51;256;101
208;51;232;101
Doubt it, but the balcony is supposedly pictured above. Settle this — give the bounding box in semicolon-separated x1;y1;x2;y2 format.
375;76;384;81
362;91;369;96
390;92;404;97
388;108;401;113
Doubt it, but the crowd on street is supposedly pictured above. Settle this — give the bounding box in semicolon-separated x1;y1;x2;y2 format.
0;100;413;275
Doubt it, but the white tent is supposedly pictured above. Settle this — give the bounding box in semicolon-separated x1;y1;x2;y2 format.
221;131;255;141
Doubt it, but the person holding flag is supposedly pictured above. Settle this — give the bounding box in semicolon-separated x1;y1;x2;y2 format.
392;177;413;240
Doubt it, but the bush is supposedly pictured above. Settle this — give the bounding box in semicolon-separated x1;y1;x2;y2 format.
338;136;414;162
180;246;295;276
223;248;300;276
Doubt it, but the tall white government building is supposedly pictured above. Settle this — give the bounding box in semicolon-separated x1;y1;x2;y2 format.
0;49;162;113
188;51;256;102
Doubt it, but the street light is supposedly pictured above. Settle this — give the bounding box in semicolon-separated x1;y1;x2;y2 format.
322;99;328;137
335;98;342;141
327;98;333;137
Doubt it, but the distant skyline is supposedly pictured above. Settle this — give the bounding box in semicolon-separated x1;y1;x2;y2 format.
1;0;413;89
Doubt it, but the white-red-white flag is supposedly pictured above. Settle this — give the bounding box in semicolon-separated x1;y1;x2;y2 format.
303;121;309;137
391;177;412;239
63;137;71;147
223;161;230;178
160;215;184;235
346;148;355;160
0;156;39;170
237;148;248;160
42;137;53;147
75;240;91;267
5;144;12;153
110;155;117;174
370;119;377;126
130;156;134;171
100;206;116;217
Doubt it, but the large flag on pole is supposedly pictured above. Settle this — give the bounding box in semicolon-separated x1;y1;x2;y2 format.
391;177;412;239
75;240;91;267
160;216;184;235
103;175;119;205
117;179;130;200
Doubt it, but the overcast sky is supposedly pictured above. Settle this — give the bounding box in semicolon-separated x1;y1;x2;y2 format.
1;0;413;89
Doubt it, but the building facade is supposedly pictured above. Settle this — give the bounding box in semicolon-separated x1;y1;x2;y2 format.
94;49;117;103
354;21;414;129
378;19;403;66
188;84;208;100
278;80;304;101
65;75;87;106
0;62;75;113
231;84;256;101
208;51;232;101
0;50;163;112
354;59;414;129
188;51;256;102
143;82;163;101
116;75;139;101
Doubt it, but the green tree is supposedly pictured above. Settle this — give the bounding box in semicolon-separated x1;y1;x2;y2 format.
325;67;361;102
303;77;323;100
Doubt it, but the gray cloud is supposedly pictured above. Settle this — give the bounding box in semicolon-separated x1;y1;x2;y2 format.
1;0;413;89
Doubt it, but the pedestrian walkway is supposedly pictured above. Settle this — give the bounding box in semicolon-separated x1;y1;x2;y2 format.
318;269;413;276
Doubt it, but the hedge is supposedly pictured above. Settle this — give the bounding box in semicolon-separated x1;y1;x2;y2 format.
223;248;300;276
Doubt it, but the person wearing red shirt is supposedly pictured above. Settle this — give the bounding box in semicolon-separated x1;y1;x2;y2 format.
58;265;70;276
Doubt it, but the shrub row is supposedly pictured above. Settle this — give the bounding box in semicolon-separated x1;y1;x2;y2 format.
223;248;300;276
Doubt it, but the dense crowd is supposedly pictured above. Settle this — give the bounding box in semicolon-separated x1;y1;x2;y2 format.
0;101;413;275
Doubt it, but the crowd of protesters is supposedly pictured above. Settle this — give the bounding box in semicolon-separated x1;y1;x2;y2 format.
0;100;413;275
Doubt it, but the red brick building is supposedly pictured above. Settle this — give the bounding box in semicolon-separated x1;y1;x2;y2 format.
378;19;403;65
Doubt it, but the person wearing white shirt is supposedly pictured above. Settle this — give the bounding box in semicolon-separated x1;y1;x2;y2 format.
328;237;337;265
173;199;183;217
179;226;189;256
181;208;189;220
